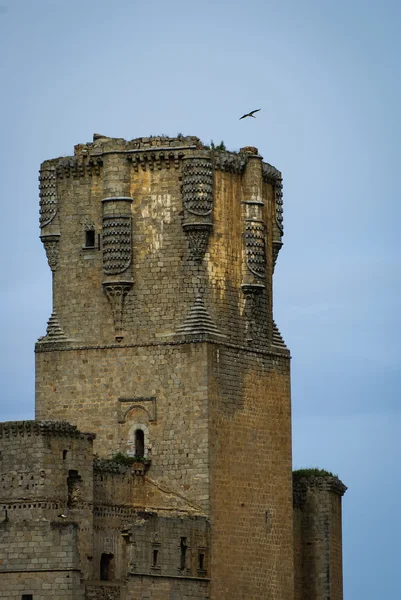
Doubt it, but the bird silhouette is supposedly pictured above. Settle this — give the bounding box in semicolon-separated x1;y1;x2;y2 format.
239;109;261;120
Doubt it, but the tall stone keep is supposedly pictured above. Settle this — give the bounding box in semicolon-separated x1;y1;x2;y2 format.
0;134;346;600
34;134;292;598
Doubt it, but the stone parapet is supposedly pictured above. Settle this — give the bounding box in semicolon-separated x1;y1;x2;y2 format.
0;420;96;440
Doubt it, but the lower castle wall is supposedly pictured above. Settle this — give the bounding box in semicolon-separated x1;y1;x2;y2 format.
85;582;121;600
0;571;84;599
124;575;209;600
0;520;84;599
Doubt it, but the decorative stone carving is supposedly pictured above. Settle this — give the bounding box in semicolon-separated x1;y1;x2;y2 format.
39;311;68;343
101;197;133;340
241;200;267;295
262;162;284;269
272;241;283;273
40;234;60;272
213;152;247;174
175;295;225;339
39;167;57;227
182;223;212;261
0;420;95;440
181;157;214;261
127;151;184;171
55;156;103;179
118;397;157;423
182;158;213;216
275;181;284;234
244;220;266;279
103;282;132;339
272;319;287;350
241;198;267;344
102;215;132;275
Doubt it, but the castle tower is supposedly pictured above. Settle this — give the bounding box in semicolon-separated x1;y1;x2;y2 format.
35;134;292;599
0;421;94;599
293;474;347;600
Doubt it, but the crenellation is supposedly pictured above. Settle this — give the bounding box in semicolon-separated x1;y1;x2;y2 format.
0;420;95;440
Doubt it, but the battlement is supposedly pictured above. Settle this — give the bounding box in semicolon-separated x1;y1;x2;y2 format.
37;133;286;355
0;420;95;441
293;475;348;509
75;133;204;154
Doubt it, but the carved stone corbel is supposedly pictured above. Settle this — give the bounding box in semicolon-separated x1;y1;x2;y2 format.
40;233;61;272
102;197;133;340
181;156;213;262
182;222;213;261
241;200;267;294
262;163;283;271
102;282;132;341
39;167;57;228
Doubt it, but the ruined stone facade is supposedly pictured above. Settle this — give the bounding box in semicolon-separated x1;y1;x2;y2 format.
0;135;346;599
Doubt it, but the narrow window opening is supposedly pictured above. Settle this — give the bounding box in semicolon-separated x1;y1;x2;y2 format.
135;429;145;458
22;595;33;600
62;450;68;460
100;552;114;581
198;552;205;571
152;549;159;567
67;469;82;509
180;537;187;570
85;229;95;247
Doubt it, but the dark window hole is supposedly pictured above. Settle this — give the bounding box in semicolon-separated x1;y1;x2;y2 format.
180;537;187;570
100;552;114;581
85;229;95;247
198;552;205;571
152;549;159;567
135;429;145;458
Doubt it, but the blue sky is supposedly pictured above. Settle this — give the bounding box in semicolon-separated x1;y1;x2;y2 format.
0;0;400;596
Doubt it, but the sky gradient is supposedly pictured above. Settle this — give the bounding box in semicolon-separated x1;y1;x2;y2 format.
1;1;400;596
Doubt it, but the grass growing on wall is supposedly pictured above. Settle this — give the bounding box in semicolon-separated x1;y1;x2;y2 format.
293;468;338;478
110;453;147;465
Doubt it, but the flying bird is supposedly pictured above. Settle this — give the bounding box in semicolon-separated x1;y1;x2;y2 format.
239;109;261;120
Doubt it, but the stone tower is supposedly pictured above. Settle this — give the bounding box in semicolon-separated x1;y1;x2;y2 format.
0;133;345;599
35;134;293;599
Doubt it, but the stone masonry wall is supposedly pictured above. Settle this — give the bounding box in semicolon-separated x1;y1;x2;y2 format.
0;520;84;599
126;514;209;579
0;421;95;581
208;345;294;600
124;576;210;600
293;476;347;600
36;344;210;513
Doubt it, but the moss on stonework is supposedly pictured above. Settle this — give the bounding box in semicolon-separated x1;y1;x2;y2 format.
293;468;337;478
110;453;147;465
